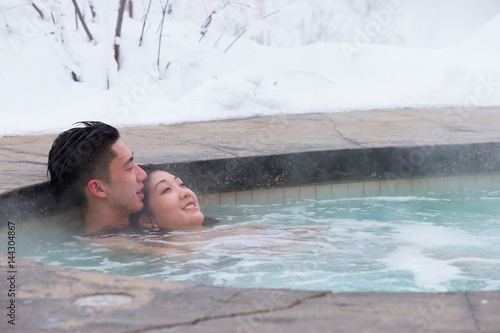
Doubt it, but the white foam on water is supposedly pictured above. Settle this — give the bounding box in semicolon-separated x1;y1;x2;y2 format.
380;247;462;291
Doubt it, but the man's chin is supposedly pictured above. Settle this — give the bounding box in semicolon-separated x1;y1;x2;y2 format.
132;202;144;214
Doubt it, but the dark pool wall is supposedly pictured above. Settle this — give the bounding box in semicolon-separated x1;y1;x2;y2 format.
2;142;500;228
166;142;500;192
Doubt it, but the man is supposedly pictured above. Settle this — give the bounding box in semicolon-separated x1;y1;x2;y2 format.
48;121;147;234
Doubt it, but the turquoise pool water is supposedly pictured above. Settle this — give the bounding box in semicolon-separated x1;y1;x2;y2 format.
11;188;500;292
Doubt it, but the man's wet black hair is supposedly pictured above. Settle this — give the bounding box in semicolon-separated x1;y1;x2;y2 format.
47;121;120;207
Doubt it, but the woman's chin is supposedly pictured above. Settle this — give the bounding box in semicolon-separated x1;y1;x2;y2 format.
191;213;205;226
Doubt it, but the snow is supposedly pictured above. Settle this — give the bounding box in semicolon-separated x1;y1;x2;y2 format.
0;0;499;137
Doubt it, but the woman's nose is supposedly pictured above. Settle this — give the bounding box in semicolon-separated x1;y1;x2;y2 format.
179;188;191;198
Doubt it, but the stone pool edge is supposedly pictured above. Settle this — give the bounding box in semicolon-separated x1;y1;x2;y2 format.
1;254;499;332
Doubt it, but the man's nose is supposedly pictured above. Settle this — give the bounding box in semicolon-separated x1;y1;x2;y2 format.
136;165;147;181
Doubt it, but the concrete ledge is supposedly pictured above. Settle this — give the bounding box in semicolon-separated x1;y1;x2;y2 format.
2;255;499;332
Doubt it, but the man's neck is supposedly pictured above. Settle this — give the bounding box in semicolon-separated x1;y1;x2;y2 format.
82;206;129;235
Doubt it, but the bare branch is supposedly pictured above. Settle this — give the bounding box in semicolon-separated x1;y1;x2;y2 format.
71;0;93;41
49;11;80;81
88;0;97;19
74;6;78;29
221;10;279;51
262;10;280;20
214;24;229;47
199;0;231;43
199;9;215;43
157;0;170;77
32;2;44;19
114;0;127;68
128;0;133;18
224;28;246;53
0;7;11;32
139;0;152;46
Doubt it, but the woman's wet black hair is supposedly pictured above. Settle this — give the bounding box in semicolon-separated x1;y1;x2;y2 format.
47;121;120;207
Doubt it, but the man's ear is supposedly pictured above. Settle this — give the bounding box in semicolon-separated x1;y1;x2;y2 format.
87;179;107;199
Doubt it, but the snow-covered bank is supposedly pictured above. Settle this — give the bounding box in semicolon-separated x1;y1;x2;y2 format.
0;0;499;137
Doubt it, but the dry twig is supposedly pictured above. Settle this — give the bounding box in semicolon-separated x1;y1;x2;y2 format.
114;0;127;67
139;0;152;46
32;2;44;19
157;0;170;77
71;0;93;41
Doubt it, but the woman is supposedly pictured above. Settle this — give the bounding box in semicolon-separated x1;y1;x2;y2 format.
131;167;214;230
118;167;314;254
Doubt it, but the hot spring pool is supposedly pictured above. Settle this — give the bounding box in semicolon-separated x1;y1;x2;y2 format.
9;188;500;293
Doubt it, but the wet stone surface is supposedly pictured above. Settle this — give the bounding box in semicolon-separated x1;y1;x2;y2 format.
1;255;499;332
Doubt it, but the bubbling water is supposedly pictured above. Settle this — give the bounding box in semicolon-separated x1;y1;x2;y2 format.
11;188;500;292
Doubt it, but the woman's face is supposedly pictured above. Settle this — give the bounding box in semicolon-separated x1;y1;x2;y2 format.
146;171;204;229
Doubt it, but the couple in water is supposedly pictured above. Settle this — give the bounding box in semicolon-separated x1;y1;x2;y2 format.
48;121;319;254
48;121;207;236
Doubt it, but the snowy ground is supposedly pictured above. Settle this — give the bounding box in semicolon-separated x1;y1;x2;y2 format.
0;0;499;137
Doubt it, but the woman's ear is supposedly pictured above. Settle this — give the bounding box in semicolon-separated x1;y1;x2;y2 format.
87;179;107;199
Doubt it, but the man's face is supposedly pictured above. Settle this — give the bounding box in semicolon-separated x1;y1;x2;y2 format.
104;140;147;217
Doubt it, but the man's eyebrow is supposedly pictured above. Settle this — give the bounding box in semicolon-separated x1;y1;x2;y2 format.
154;180;167;191
124;153;134;166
